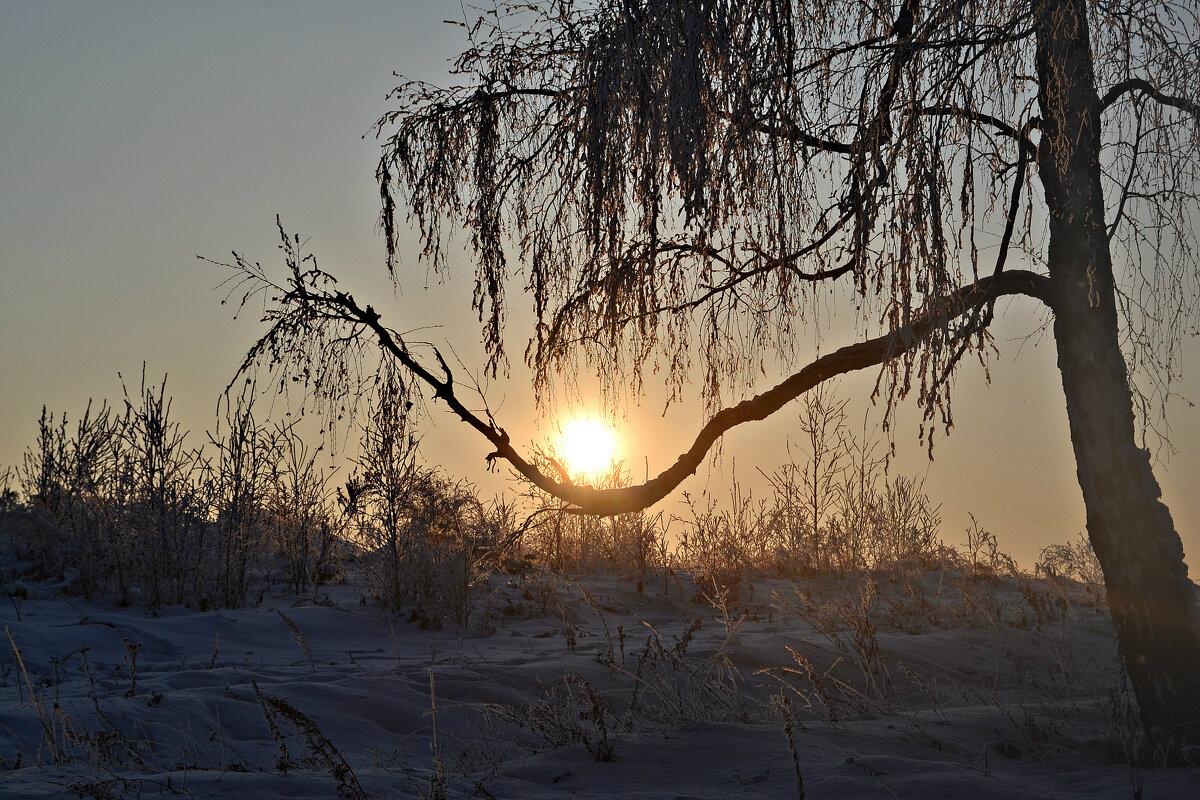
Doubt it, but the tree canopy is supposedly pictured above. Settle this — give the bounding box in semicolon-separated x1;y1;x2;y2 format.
226;0;1200;517
373;0;1198;443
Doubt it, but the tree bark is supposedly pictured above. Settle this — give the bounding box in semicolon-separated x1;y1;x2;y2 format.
1034;0;1200;751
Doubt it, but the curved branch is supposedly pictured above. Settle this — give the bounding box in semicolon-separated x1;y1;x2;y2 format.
1100;78;1200;121
919;105;1038;156
336;270;1051;516
657;221;858;314
747;119;856;154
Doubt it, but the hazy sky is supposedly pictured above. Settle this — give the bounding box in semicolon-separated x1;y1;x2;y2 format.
3;1;1199;568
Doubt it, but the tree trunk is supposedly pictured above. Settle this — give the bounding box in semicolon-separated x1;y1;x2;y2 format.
1034;0;1200;752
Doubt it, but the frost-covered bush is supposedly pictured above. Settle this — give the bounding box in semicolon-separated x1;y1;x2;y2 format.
266;427;343;597
344;371;499;621
671;391;951;591
520;463;663;578
1037;533;1105;588
3;376;350;608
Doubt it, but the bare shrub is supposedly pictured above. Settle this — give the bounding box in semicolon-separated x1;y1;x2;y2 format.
6;376;343;609
1036;533;1106;605
527;509;601;575
1037;533;1104;585
607;509;665;579
346;368;422;610
348;372;494;621
584;502;663;579
763;385;851;575
681;402;948;585
872;474;944;571
199;391;275;607
822;430;887;573
4;370;496;613
114;372;211;607
16;401;122;594
517;462;662;578
0;466;16;516
811;419;946;573
400;473;493;624
675;484;769;597
962;513;1018;577
268;426;341;597
12;376;216;607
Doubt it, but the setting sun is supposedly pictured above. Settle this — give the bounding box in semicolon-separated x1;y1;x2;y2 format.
559;418;617;479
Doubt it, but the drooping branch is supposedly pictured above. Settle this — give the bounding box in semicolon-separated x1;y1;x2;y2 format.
747;119;855;153
919;105;1038;156
1099;77;1200;121
547;226;860;347
303;269;1050;516
374;1;1046;413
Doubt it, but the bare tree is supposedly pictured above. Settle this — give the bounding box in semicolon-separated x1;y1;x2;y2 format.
220;0;1200;751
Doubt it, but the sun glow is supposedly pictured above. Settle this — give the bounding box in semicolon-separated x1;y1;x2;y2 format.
558;418;617;480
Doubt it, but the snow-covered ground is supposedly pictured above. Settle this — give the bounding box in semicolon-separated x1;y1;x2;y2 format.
2;569;1196;799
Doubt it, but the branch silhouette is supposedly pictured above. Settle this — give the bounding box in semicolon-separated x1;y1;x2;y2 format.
229;242;1049;515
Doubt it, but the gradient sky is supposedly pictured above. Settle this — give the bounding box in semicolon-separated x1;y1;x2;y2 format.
3;1;1199;568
